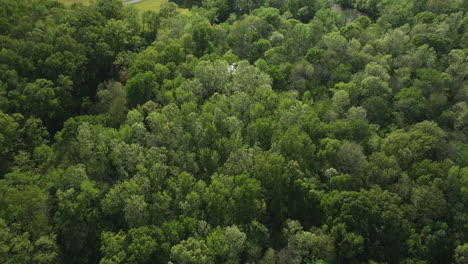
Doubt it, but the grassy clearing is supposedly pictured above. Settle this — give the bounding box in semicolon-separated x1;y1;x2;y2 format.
57;0;190;14
59;0;90;4
130;0;190;13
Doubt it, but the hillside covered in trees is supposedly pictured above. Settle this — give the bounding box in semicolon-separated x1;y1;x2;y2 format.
0;0;468;263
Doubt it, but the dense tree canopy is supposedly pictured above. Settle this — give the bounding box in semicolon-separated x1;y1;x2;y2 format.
0;0;467;263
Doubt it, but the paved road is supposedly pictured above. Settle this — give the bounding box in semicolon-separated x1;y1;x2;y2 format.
123;0;143;5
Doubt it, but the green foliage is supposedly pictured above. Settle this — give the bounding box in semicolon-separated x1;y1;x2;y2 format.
305;47;324;63
455;244;468;264
192;23;215;56
171;237;214;264
127;72;157;107
0;0;466;263
383;129;438;168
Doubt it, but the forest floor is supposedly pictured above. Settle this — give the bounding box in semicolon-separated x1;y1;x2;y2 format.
58;0;190;13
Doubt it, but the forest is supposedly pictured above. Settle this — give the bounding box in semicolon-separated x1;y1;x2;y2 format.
0;0;467;263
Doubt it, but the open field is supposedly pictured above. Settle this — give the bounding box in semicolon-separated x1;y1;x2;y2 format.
131;0;190;13
58;0;190;13
59;0;91;3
